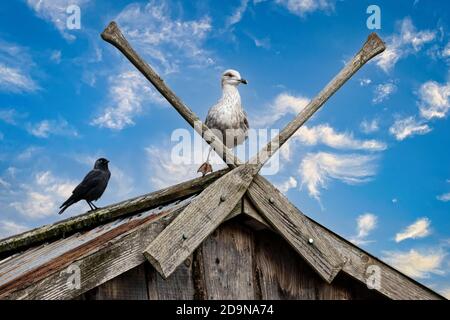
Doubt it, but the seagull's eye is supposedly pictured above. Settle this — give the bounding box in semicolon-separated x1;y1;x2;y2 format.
225;73;233;77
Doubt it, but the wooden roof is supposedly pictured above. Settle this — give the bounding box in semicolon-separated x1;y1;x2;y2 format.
0;171;444;300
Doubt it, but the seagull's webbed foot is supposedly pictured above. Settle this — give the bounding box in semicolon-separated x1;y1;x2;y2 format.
197;162;213;177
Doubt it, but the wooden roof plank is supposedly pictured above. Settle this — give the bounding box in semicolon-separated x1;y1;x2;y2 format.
0;169;228;258
247;175;344;283
143;165;257;279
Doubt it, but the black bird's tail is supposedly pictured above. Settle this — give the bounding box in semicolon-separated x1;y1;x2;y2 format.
58;195;76;215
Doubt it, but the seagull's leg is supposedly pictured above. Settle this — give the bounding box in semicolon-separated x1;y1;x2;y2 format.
197;146;213;177
86;200;94;211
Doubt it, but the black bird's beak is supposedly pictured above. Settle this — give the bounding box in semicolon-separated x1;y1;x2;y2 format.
240;78;248;85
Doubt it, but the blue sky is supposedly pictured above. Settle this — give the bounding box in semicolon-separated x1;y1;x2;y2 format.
1;0;450;297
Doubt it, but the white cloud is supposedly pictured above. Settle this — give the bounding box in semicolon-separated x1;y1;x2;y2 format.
293;124;386;151
389;116;431;141
418;80;450;120
0;109;26;125
50;50;62;63
274;0;334;17
373;81;397;104
27;118;78;138
375;17;436;72
383;249;445;279
437;192;450;202
0;63;39;93
0;39;39;93
0;177;10;188
17;146;42;161
10;171;77;219
26;0;90;40
226;0;249;27
116;0;213;74
253;92;310;127
92;70;166;130
442;42;450;58
275;176;297;193
395;217;431;242
299;152;377;200
0;220;29;239
360;119;379;134
441;288;450;300
350;213;378;245
359;78;372;86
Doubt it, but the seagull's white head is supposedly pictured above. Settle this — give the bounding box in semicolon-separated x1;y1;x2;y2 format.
221;69;248;87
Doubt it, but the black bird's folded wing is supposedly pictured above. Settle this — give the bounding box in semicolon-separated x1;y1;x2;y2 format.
72;169;105;198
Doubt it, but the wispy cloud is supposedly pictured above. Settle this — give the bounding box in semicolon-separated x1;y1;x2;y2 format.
274;0;335;17
395;218;431;242
389;116;431;141
350;213;378;245
375;17;436;72
10;171;77;219
383;248;445;279
116;0;213;74
373;81;397;104
226;0;249;27
437;192;450;202
275;176;297;193
0;220;29;239
299;152;377;200
26;0;90;40
92;70;165;130
27;118;78;138
360;119;379;134
0;109;27;125
253;92;309;127
293;124;387;151
359;78;372;86
418;80;450;120
0;40;39;93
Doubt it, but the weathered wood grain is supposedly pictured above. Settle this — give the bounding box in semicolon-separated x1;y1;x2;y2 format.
200;221;256;299
247;175;344;283
101;22;240;167
83;264;148;300
254;229;385;300
0;204;184;300
0;169;227;259
251;33;385;166
143;165;258;279
147;258;195;300
303;215;444;300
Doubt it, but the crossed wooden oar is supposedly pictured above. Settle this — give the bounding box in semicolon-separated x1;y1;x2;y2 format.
101;22;385;283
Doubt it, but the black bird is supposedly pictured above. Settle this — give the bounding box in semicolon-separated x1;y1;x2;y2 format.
58;158;111;215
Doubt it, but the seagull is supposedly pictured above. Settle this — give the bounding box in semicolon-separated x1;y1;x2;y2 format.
58;158;111;214
197;69;249;176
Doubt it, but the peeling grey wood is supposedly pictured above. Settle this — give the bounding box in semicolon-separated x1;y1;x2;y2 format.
147;258;195;300
0;205;184;300
201;222;255;299
303;216;444;300
0;169;228;258
251;33;386;166
247;175;343;283
83;264;148;300
101;22;240;167
143;165;258;279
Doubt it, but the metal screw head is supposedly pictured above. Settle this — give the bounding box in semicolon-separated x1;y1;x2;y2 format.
220;195;226;202
308;238;314;245
269;197;275;204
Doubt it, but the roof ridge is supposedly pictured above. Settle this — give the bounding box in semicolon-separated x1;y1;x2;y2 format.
0;169;228;258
